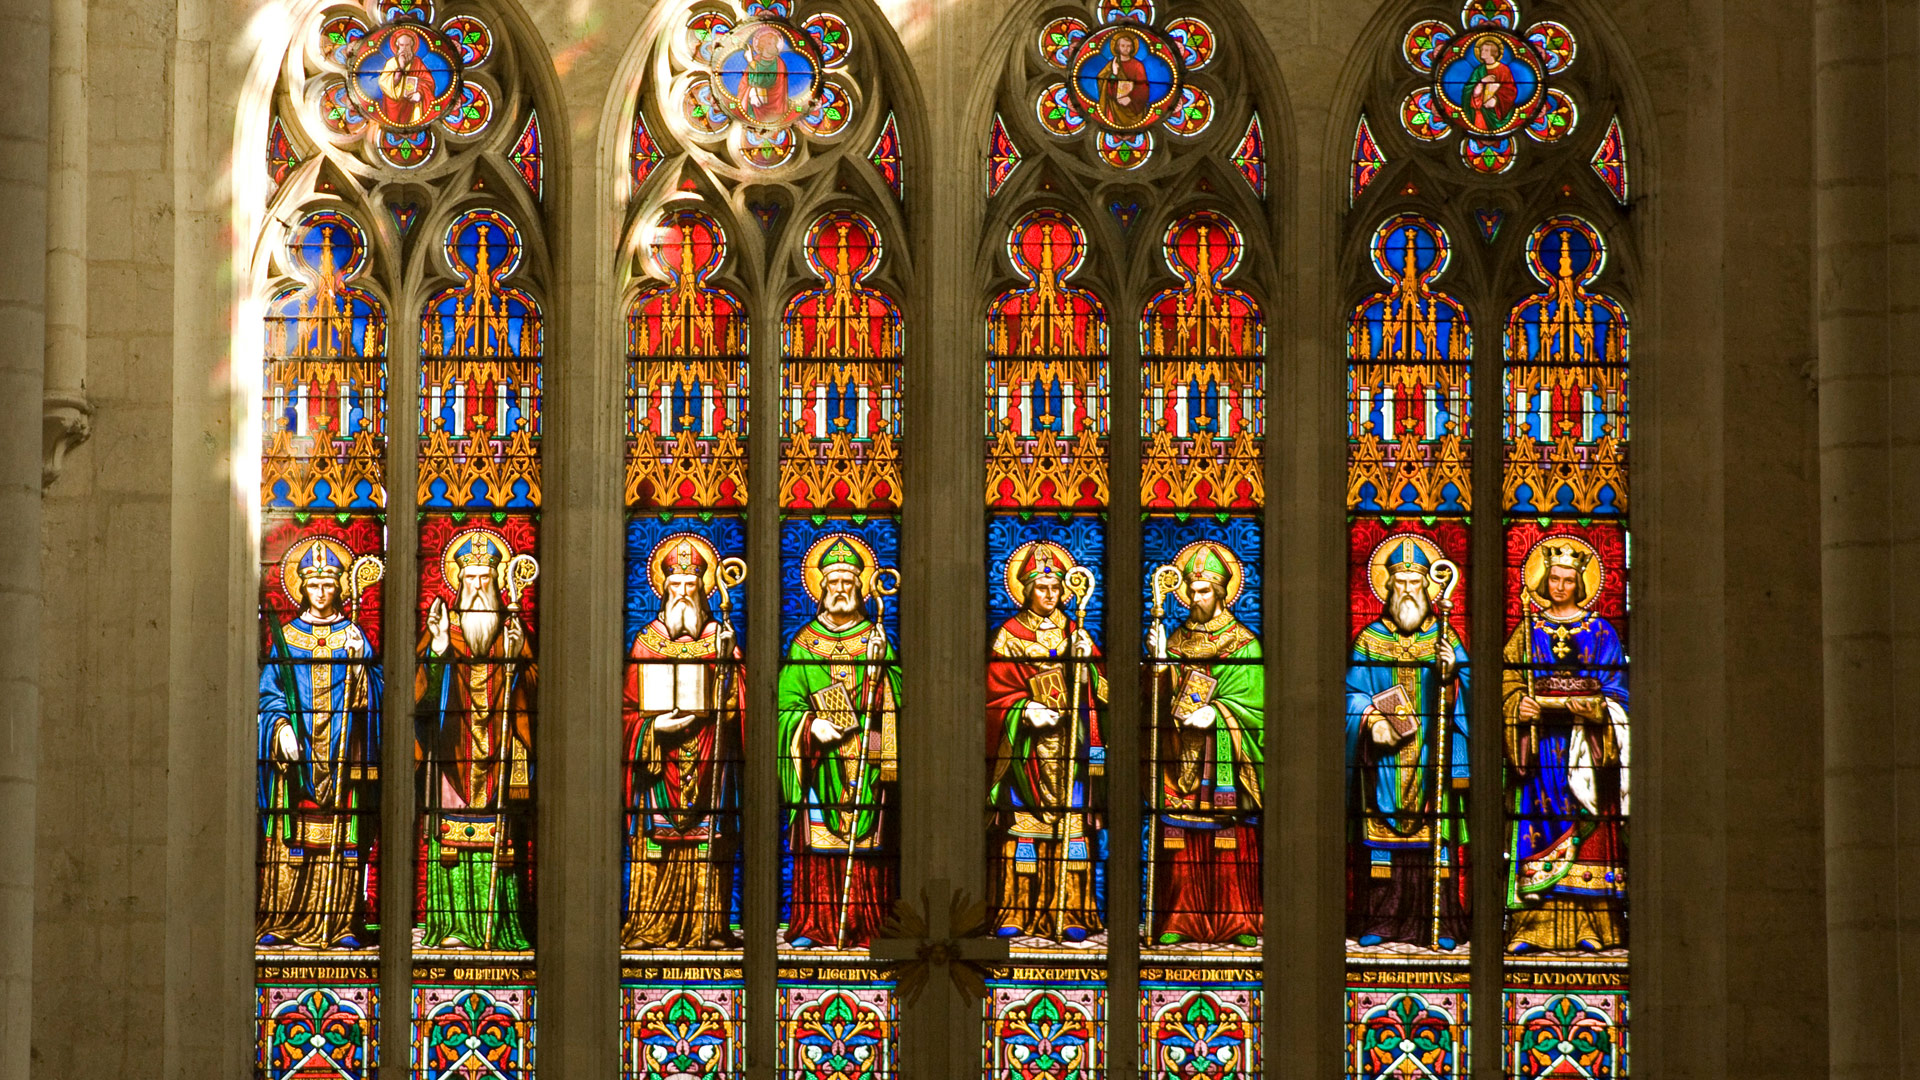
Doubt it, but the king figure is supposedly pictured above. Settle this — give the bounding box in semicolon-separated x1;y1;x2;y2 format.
1501;540;1628;953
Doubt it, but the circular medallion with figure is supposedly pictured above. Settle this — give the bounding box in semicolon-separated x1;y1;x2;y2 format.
1430;28;1544;138
1068;24;1183;132
345;21;465;133
708;20;823;131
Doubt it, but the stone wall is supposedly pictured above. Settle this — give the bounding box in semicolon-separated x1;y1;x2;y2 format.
27;0;1841;1075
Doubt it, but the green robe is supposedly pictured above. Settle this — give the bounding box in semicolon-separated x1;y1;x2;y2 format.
776;618;901;848
1155;613;1265;824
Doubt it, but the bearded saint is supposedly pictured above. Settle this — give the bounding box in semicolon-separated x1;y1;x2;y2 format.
987;546;1108;942
1145;542;1264;947
375;29;435;127
1501;543;1628;953
259;542;382;949
1098;30;1152;128
622;538;744;949
416;535;535;950
776;539;900;949
1345;539;1470;950
1466;37;1518;131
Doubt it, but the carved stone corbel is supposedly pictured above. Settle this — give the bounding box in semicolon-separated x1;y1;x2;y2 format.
42;395;91;489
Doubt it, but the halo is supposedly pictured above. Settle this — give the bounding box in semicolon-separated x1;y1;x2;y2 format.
1521;534;1605;609
441;528;513;593
801;532;878;602
1003;540;1075;608
280;536;355;607
1168;540;1244;607
1367;533;1449;603
648;532;721;598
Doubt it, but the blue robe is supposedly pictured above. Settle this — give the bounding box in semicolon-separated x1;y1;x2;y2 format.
1344;616;1471;948
258;611;381;946
1345;618;1470;849
259;613;382;838
1502;611;1628;908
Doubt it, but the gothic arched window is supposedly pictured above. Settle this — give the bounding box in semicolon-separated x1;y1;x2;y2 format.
1344;3;1633;1075
251;1;553;1072
620;2;914;1074
982;0;1275;1069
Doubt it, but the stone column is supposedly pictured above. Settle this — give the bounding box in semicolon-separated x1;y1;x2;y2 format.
1815;2;1899;1077
41;0;87;487
0;0;49;1076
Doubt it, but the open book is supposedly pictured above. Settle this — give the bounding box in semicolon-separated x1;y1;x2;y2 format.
640;661;710;714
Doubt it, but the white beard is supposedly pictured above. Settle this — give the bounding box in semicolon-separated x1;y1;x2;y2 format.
663;597;711;640
459;588;503;655
1387;592;1429;635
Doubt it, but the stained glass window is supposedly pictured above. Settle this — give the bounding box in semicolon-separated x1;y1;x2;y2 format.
1343;213;1473;1079
413;204;543;1076
984;0;1271;1070
257;208;386;1080
777;207;905;1074
1500;216;1629;1079
1348;5;1633;1075
621;206;750;1080
984;207;1113;1069
620;3;913;1071
1139;208;1266;1078
255;3;546;1074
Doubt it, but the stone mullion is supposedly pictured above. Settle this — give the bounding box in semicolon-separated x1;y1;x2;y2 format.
745;298;780;1080
381;283;420;1075
902;18;985;1068
1468;283;1503;1080
1816;3;1899;1079
537;151;621;1076
1107;298;1144;1080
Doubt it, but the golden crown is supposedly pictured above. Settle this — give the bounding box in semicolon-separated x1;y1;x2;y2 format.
1543;544;1592;572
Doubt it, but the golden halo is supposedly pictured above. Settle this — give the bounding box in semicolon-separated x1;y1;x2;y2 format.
280;536;355;607
801;532;878;602
648;532;721;598
1169;540;1245;607
1367;533;1449;603
1521;534;1605;609
1003;540;1075;608
440;528;513;594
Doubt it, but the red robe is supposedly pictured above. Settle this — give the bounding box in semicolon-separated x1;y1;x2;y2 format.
376;52;434;127
986;610;1108;937
1099;54;1152;126
621;619;743;947
1467;59;1518;131
1147;614;1264;944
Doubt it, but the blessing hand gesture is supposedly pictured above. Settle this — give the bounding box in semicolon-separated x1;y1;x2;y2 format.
426;597;452;654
